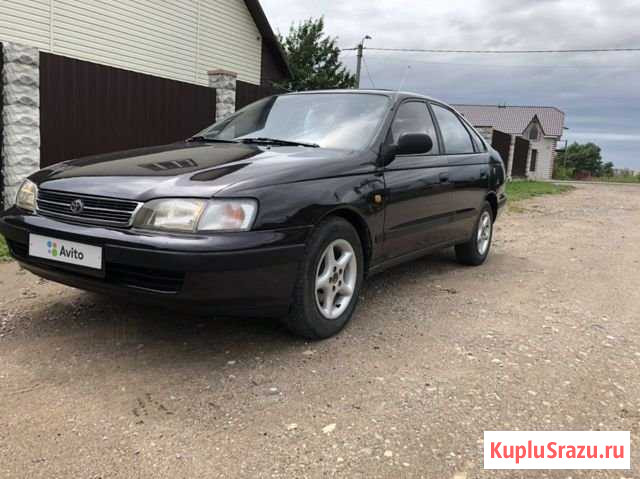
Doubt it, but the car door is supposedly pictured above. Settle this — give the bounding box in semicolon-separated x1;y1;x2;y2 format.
430;103;490;242
382;100;453;261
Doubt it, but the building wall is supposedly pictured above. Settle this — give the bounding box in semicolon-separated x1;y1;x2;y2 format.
0;0;262;85
528;137;556;180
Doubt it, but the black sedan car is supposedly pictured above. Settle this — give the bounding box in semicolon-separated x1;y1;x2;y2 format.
0;90;506;339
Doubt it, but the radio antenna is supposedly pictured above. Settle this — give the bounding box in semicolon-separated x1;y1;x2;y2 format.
398;65;411;91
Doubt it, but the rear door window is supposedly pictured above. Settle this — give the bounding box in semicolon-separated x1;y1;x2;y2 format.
431;104;475;155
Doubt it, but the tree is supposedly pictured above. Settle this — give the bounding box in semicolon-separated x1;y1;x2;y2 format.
602;161;614;177
556;142;609;177
278;17;356;91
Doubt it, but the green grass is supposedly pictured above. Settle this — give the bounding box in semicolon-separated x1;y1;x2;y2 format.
506;180;574;203
0;235;9;261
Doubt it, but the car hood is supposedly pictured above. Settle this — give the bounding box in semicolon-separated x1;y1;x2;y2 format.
30;142;371;201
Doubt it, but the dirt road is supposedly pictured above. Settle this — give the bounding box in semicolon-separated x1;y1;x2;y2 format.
1;183;639;478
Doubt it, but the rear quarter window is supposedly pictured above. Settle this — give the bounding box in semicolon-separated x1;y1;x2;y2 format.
431;104;475;155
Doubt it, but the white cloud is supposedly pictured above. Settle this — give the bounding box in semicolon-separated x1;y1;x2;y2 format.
261;0;640;168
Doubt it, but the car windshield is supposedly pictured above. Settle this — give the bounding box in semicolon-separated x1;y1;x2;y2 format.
196;93;390;150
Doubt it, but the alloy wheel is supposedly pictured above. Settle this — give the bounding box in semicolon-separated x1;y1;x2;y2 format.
477;211;492;256
315;239;358;320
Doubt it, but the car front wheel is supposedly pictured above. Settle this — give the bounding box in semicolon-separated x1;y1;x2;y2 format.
283;217;364;339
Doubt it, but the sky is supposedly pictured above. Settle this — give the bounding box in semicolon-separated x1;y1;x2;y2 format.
260;0;640;170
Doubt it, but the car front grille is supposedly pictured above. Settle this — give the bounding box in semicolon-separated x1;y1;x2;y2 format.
37;189;141;227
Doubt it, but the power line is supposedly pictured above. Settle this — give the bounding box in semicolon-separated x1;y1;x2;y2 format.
353;57;640;71
341;50;640;71
342;46;640;54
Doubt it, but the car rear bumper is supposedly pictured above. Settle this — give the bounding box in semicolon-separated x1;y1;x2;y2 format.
0;207;310;317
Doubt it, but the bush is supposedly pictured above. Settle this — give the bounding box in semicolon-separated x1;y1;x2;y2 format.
553;164;574;180
0;235;9;260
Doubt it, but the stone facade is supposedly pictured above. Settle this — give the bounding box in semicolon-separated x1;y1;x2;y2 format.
208;69;237;122
526;137;557;181
2;42;40;209
507;136;515;178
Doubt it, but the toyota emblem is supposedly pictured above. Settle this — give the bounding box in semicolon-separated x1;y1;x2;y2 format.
69;199;84;214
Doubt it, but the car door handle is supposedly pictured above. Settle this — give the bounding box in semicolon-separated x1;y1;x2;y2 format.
439;172;449;183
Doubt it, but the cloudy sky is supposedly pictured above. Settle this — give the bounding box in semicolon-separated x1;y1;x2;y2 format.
261;0;640;169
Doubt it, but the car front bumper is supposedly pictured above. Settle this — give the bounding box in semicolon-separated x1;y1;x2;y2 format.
0;207;310;317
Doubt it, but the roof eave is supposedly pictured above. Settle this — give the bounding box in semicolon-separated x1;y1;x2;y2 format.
243;0;292;81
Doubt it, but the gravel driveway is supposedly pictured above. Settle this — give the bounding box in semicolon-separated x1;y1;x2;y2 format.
1;183;639;479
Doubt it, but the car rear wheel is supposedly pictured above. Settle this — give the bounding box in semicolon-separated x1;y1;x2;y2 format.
283;217;364;339
455;201;493;266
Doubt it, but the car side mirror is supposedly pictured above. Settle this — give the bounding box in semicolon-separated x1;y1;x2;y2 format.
397;133;433;156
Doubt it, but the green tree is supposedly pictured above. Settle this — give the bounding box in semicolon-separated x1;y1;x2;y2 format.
278;17;356;91
602;161;614;177
556;142;609;177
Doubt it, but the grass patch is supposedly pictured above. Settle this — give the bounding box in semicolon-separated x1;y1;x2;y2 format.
0;235;10;261
507;180;574;203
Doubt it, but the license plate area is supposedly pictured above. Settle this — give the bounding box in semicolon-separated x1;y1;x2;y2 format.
29;233;104;272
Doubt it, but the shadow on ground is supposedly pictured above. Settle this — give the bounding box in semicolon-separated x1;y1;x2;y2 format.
10;247;506;369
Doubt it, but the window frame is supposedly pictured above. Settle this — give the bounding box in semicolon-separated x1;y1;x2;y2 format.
530;149;538;172
387;99;442;157
458;115;488;153
429;102;477;156
529;125;539;141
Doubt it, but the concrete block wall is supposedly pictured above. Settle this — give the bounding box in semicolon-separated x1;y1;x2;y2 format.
208;69;237;122
2;42;40;209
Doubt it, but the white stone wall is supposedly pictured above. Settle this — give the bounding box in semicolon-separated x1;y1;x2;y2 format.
527;137;556;181
2;42;40;209
506;135;515;178
208;69;237;122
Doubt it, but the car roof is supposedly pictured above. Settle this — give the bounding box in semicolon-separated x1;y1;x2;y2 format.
284;89;446;105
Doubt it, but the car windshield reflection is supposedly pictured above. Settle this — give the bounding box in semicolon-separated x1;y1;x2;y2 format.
197;93;390;150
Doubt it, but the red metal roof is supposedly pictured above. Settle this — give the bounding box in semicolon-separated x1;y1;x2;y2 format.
452;104;565;138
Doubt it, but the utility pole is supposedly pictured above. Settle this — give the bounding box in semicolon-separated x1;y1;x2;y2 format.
355;35;371;88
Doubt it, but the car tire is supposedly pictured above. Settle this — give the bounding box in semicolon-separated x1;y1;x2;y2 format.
455;201;494;266
283;217;364;340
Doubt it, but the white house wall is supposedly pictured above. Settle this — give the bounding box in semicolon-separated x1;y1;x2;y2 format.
0;0;262;85
196;0;262;86
0;0;51;50
528;137;557;180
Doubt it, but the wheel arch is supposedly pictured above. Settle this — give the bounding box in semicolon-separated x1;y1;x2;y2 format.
317;207;373;275
486;191;498;220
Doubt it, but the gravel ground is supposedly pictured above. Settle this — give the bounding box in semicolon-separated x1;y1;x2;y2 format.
0;182;639;479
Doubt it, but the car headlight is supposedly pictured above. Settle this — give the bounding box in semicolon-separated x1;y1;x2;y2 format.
15;179;38;212
133;198;258;233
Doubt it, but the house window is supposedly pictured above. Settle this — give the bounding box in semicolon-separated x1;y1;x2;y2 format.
530;149;538;172
529;125;539;141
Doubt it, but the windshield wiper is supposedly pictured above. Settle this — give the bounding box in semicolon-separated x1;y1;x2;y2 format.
187;136;239;144
240;137;320;148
